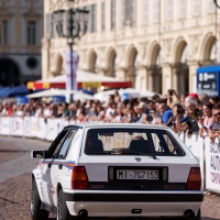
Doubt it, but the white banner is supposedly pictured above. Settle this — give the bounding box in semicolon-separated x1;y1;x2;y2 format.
1;117;10;135
66;51;78;91
46;119;56;141
31;117;39;138
9;117;15;136
205;137;220;193
37;118;46;140
15;117;23;136
23;117;31;137
185;134;202;158
178;131;185;142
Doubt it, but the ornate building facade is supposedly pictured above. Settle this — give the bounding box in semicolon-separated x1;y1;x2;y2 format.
0;0;43;86
43;0;220;94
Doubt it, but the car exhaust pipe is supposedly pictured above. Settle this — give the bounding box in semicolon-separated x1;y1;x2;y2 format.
184;209;195;217
78;209;88;219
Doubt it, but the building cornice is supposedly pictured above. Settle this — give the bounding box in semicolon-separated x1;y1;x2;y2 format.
23;9;42;19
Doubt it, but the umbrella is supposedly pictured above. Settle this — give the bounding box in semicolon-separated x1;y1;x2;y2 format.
93;89;117;102
74;91;95;101
26;89;77;98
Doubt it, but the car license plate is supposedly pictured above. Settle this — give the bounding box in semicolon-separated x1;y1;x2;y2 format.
116;169;159;180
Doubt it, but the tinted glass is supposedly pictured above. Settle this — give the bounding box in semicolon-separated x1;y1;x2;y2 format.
85;129;185;156
58;130;77;159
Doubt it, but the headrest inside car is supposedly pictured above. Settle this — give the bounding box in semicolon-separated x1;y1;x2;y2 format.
87;139;103;155
129;140;155;154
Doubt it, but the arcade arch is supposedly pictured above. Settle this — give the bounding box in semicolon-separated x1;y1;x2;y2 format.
173;40;190;95
127;47;139;88
88;50;97;73
201;35;218;63
51;53;63;76
148;43;162;94
210;38;219;64
107;49;117;77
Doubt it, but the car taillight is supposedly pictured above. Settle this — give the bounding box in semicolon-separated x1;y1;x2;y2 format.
187;167;201;190
71;166;88;189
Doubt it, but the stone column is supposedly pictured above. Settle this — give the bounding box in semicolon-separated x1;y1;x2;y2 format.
161;63;172;95
171;64;182;94
115;67;127;81
188;61;200;93
96;68;106;76
147;66;156;92
136;65;148;90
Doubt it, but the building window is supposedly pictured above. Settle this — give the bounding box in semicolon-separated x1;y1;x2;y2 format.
166;0;173;21
154;0;160;23
194;0;201;16
0;21;8;45
27;21;36;45
111;0;116;29
91;4;96;33
208;0;216;13
101;1;105;31
122;0;136;26
179;0;186;19
143;0;149;24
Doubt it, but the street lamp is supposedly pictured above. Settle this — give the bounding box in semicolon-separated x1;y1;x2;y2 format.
53;3;89;102
213;0;220;9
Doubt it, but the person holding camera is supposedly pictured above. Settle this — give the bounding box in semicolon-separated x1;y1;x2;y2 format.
171;103;185;133
175;100;199;137
166;89;180;107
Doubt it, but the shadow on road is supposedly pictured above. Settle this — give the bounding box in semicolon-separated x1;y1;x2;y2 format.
0;149;30;153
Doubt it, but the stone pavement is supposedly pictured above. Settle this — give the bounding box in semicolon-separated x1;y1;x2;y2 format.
0;136;219;220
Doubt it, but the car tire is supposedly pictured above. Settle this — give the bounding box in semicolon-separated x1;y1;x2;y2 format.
187;209;201;220
30;179;49;220
57;188;76;220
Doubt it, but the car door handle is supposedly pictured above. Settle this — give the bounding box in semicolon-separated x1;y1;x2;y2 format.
48;163;52;168
58;164;63;170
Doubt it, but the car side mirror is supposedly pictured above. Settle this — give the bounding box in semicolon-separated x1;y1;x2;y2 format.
31;150;47;159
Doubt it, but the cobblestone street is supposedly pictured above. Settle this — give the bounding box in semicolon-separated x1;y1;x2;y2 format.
0;136;219;220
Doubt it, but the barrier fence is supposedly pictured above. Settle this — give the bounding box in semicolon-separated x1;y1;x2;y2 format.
0;116;219;194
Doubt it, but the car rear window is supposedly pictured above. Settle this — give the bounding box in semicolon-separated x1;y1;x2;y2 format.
84;129;185;156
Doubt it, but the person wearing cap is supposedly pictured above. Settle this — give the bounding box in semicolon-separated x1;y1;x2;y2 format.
188;93;198;100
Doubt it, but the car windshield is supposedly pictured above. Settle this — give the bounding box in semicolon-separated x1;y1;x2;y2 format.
85;129;185;156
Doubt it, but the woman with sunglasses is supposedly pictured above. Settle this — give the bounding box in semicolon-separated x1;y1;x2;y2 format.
209;103;220;143
199;103;214;137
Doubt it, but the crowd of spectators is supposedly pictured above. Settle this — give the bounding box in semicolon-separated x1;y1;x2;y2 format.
0;89;220;142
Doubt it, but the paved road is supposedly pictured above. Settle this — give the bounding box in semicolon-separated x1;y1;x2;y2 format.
0;136;219;220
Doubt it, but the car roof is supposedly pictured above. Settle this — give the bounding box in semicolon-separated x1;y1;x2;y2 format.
65;123;171;131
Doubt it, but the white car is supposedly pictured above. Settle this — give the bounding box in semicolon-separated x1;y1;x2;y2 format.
30;124;203;220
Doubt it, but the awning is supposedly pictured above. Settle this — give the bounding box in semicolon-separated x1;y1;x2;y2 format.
26;89;95;101
0;86;29;98
26;89;77;98
27;70;132;90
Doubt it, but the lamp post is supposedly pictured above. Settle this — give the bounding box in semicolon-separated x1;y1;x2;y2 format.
213;0;220;9
53;3;89;102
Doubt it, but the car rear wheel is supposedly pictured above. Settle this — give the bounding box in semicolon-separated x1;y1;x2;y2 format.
30;179;49;220
187;209;201;220
57;188;76;220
